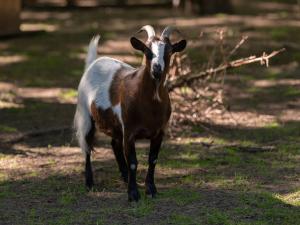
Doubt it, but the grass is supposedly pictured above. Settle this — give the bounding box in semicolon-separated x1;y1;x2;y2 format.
59;190;77;205
0;2;300;225
126;196;155;217
167;213;198;225
160;188;201;206
237;192;299;225
205;210;232;225
0;137;299;225
60;89;78;100
0;125;17;133
277;190;300;207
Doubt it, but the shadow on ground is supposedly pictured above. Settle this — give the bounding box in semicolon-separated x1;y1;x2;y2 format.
0;138;299;225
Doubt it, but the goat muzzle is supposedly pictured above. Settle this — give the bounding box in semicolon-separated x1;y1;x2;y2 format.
152;64;162;81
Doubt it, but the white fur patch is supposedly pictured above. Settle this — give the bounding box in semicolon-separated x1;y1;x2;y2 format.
74;104;92;155
153;159;157;164
151;41;166;72
112;103;123;130
75;56;133;155
79;56;133;110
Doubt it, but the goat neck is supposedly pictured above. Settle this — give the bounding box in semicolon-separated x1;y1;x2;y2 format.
138;64;167;102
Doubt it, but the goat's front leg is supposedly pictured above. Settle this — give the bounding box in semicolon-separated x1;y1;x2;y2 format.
123;135;140;202
145;131;163;197
111;138;128;183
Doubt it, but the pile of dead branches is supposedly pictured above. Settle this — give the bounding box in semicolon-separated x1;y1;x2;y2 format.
167;29;285;136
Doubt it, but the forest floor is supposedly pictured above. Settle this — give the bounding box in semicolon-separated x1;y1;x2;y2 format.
0;1;299;224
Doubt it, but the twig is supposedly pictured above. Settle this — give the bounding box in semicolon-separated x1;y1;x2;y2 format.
167;48;286;91
228;35;248;58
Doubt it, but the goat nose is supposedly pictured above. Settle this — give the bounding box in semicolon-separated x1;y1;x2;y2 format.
152;64;162;80
153;64;161;72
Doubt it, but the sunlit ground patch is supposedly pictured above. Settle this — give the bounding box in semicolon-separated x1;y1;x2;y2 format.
20;23;59;32
0;55;28;66
276;190;300;206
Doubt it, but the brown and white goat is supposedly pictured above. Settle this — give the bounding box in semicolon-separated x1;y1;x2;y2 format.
74;25;186;201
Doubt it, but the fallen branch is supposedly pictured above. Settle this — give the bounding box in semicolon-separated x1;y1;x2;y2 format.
2;126;71;144
192;141;276;153
167;48;286;91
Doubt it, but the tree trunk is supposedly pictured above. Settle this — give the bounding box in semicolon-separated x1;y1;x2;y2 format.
0;0;21;36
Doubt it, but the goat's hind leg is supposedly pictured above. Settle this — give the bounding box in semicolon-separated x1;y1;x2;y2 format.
85;152;94;189
111;138;128;183
84;120;96;189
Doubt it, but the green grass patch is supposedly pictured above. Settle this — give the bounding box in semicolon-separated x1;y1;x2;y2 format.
167;213;198;225
56;183;86;206
276;190;300;206
47;208;74;225
0;173;7;182
126;197;155;217
59;191;77;205
270;28;289;41
293;52;300;62
206;209;232;225
238;192;300;224
160;188;201;206
0;184;17;199
284;87;300;97
60;89;78;100
212;121;300;144
0;125;17;133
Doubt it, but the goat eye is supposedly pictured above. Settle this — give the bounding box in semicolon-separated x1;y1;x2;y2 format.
145;51;153;60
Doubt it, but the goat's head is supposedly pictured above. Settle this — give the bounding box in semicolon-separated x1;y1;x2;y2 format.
130;25;186;82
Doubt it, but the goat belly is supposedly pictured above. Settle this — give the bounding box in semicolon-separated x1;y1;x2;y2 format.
90;102;122;137
132;117;169;140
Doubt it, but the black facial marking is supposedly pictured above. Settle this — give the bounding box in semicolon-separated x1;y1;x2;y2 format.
145;48;153;60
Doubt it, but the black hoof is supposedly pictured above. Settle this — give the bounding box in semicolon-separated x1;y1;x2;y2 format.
128;188;141;202
86;183;94;191
85;177;94;190
145;182;157;198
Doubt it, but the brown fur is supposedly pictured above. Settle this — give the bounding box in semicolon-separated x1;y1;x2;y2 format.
91;65;171;141
90;102;121;137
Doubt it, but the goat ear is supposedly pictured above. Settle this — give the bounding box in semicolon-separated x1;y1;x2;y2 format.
130;37;146;52
130;37;153;60
172;40;187;53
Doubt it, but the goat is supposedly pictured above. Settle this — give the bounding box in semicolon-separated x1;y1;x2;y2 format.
74;25;186;201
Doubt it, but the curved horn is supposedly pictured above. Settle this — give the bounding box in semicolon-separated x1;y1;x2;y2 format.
137;25;155;42
160;26;180;39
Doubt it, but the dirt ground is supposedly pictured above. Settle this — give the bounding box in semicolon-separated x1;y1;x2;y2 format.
0;1;299;224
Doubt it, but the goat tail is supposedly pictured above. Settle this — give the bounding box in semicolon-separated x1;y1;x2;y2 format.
85;35;101;71
73;103;92;156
